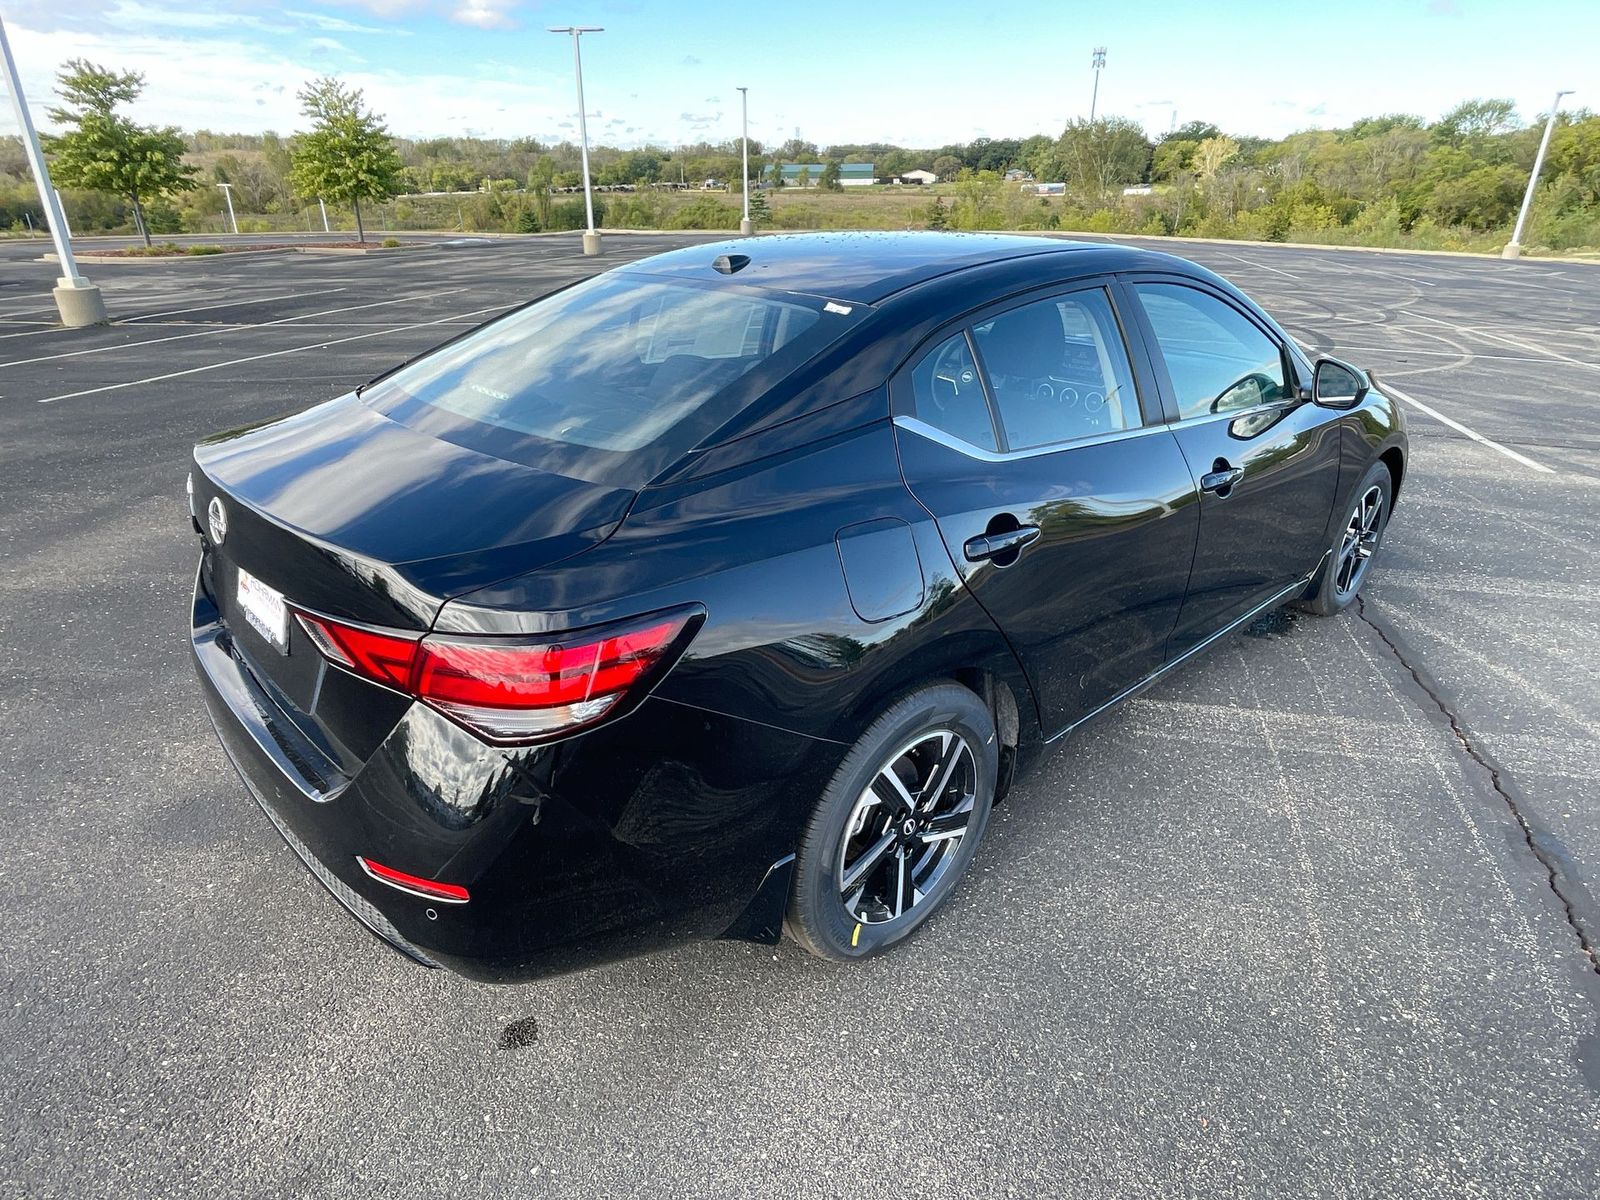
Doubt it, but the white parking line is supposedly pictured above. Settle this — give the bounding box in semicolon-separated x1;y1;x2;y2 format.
0;290;468;369
1216;251;1303;281
1331;258;1437;287
1381;381;1554;474
1404;311;1600;373
0;287;356;342
1331;343;1558;365
37;303;509;404
122;287;349;322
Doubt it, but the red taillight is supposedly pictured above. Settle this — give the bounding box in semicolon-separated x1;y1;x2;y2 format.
356;856;470;903
293;607;699;744
415;619;681;741
296;613;419;691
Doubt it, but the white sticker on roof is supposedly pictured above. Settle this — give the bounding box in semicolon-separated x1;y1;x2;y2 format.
824;301;853;315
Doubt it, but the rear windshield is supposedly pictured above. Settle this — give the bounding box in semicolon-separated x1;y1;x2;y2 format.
362;272;866;483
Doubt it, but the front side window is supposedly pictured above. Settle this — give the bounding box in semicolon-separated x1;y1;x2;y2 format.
971;289;1139;450
1133;283;1288;419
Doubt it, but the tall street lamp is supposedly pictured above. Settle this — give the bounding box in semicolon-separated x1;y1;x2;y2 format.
0;14;107;326
1089;47;1106;123
1503;88;1574;260
550;25;604;256
738;86;752;236
217;182;238;235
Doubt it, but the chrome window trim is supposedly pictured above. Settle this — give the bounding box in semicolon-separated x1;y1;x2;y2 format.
893;414;1168;462
894;395;1305;463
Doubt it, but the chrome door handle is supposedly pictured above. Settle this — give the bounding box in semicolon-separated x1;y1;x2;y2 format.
1200;466;1244;495
963;525;1041;563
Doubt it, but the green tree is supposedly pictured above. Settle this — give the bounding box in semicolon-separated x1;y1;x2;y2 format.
41;59;197;247
1151;139;1198;182
1192;135;1240;183
932;154;962;182
1164;120;1221;144
288;77;404;242
796;165;812;189
527;155;556;227
818;160;843;191
746;186;771;227
1055;117;1152;199
925;194;949;230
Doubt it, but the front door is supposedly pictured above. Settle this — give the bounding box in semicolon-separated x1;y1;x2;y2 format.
1124;279;1342;654
893;284;1199;737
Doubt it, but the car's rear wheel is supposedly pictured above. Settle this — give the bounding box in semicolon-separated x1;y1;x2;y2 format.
787;683;997;961
1302;460;1393;616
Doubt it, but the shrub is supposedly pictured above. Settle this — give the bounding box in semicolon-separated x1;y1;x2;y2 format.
185;245;225;255
666;196;738;230
381;237;401;248
545;198;603;231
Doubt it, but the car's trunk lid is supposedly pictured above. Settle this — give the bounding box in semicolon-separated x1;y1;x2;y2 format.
191;394;634;761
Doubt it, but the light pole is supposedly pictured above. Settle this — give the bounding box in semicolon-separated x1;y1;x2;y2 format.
318;197;330;233
1503;88;1573;259
217;182;238;235
550;25;604;256
0;14;106;326
738;86;752;236
1089;46;1106;122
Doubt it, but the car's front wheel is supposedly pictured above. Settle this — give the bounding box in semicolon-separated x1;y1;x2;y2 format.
1302;460;1393;616
787;683;998;961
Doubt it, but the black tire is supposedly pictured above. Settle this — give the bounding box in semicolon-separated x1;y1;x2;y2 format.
787;682;998;961
1301;460;1393;616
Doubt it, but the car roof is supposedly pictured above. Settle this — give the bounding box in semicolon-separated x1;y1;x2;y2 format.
620;231;1162;304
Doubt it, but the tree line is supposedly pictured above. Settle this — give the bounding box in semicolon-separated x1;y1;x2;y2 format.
2;59;1596;254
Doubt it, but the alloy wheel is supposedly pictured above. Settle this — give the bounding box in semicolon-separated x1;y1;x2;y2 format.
1334;483;1384;598
836;729;977;925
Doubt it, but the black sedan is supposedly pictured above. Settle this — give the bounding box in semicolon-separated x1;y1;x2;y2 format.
188;232;1406;981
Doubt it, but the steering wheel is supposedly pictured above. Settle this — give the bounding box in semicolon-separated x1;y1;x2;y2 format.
929;340;978;412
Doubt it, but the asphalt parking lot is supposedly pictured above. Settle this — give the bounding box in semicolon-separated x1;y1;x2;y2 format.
3;231;1597;1198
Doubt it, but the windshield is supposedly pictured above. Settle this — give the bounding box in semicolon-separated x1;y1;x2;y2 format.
362;272;866;483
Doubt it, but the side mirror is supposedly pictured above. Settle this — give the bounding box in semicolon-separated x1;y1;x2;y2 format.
1312;358;1369;409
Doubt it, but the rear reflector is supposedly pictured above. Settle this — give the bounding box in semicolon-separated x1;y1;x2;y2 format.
356;856;470;903
293;606;701;745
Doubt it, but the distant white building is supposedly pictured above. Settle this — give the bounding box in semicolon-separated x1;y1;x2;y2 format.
899;169;937;185
1122;184;1154;196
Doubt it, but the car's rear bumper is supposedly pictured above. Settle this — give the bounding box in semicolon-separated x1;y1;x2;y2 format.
191;566;844;982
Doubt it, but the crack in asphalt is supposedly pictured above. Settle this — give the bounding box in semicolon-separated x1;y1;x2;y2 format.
1355;595;1600;978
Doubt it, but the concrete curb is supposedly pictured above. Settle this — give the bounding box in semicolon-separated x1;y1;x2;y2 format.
45;248;298;265
26;228;1599;267
43;245;420;264
1031;228;1600;266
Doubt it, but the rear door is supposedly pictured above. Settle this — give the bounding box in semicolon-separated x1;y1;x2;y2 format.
893;282;1200;738
1121;277;1341;655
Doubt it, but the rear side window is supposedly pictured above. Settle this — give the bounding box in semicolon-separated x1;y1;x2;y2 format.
1134;283;1288;419
362;273;866;483
972;290;1139;450
909;331;998;452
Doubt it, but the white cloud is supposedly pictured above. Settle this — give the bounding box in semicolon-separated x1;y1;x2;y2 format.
319;0;527;27
450;0;519;29
0;17;566;140
282;9;406;35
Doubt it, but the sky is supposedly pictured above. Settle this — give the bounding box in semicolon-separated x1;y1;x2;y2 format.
1;0;1595;149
